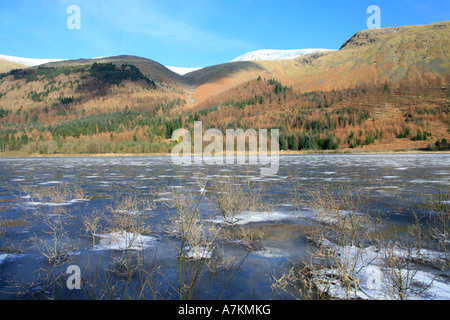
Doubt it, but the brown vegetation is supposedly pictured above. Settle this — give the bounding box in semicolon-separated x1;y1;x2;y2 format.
0;22;448;155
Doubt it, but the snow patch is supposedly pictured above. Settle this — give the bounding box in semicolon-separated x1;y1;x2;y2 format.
208;211;295;225
231;49;335;62
311;241;450;300
23;198;89;207
184;246;212;260
165;66;203;75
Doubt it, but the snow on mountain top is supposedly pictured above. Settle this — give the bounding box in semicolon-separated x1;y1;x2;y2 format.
165;66;203;76
0;54;65;67
231;49;335;62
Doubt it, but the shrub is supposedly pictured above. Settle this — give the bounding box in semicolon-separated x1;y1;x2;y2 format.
0;108;9;118
89;63;155;87
434;138;450;151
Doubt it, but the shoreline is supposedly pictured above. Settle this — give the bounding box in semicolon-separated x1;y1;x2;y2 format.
0;149;449;158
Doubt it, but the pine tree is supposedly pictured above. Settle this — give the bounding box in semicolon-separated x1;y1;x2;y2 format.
279;134;288;151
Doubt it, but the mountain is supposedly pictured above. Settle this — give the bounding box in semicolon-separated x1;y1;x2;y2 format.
231;49;335;62
185;21;449;103
0;21;448;155
0;55;192;121
0;53;203;77
182;61;266;103
40;55;187;86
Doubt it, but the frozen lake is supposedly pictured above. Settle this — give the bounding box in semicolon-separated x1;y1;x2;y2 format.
0;154;449;299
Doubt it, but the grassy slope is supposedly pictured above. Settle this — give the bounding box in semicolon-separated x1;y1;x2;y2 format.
43;55;187;86
185;21;449;103
0;60;29;74
0;56;191;113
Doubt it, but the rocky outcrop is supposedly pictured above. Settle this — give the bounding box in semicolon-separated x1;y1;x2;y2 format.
340;27;401;50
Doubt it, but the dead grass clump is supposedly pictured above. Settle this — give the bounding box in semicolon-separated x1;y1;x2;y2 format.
21;183;90;205
209;173;272;225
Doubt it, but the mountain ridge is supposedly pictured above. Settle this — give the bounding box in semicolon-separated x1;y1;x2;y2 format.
0;48;336;76
1;21;448;102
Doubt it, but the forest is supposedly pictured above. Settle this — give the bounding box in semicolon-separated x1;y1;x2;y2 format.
0;65;449;155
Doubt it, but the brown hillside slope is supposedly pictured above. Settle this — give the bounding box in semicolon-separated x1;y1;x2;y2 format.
0;55;191;114
185;21;450;105
0;60;28;73
42;55;187;87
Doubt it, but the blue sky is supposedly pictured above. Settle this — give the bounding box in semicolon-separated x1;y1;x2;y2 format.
0;0;448;67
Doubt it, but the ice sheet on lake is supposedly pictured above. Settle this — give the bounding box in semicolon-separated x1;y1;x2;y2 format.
252;247;286;258
93;231;157;251
184;246;212;260
207;211;296;225
38;181;64;185
311;240;450;300
306;208;366;225
112;208;153;215
22;198;90;207
0;253;23;265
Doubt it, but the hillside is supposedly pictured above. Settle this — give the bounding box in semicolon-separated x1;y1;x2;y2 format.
41;55;187;87
0;54;64;73
0;21;448;156
0;60;27;74
185;21;449;104
0;55;190;112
